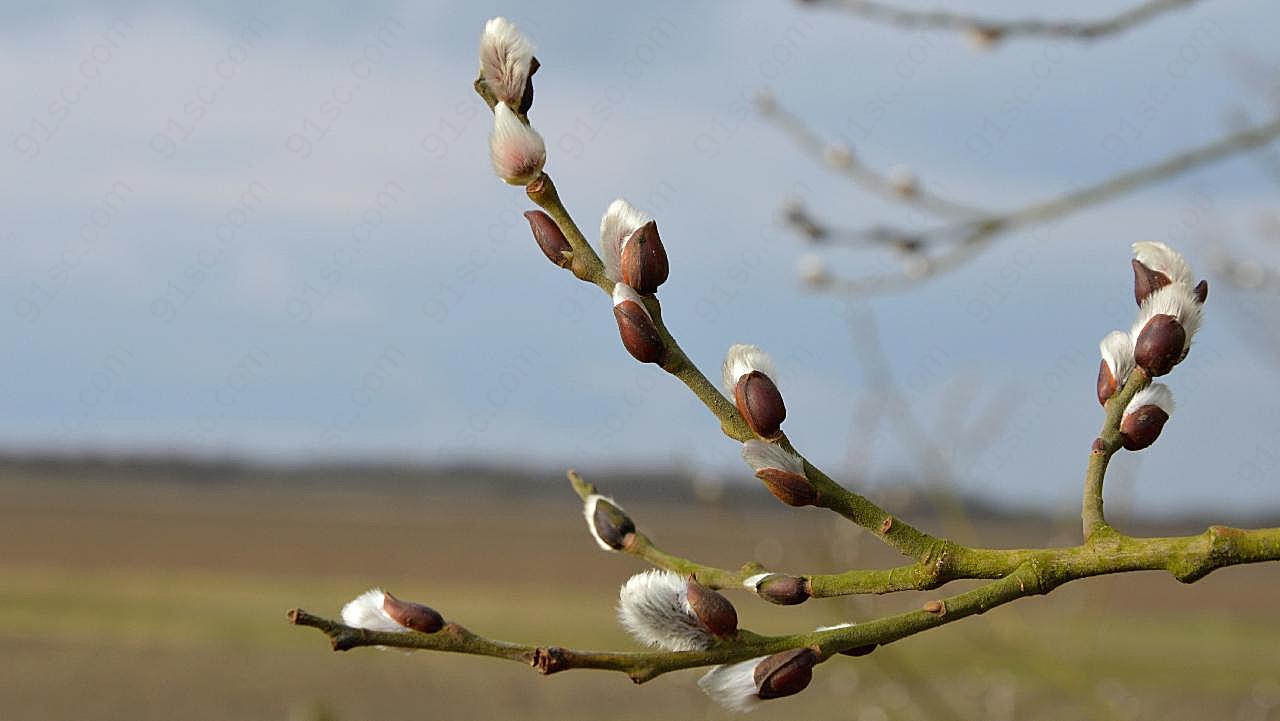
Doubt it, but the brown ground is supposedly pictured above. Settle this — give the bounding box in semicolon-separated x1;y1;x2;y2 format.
3;476;1279;721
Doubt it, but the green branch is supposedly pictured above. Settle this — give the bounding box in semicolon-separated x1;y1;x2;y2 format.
291;523;1280;681
527;168;943;560
1082;367;1151;539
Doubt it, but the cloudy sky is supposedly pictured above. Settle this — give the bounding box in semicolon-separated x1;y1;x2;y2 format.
5;0;1279;514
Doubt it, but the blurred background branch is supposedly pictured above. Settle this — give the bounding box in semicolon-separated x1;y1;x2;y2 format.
795;0;1205;43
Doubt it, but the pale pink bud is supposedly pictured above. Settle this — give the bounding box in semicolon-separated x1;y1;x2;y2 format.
488;102;545;185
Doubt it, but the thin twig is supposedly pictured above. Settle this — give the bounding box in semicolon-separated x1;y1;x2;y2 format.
785;112;1280;294
797;0;1204;42
761;97;989;220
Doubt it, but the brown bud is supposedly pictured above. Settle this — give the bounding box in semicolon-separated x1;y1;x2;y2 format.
734;371;786;439
1133;314;1186;377
922;600;945;614
755;574;810;606
755;467;817;507
1132;258;1171;306
1120;404;1169;451
382;592;444;633
1193;279;1208;304
754;648;818;701
685;577;738;638
619;220;669;294
1097;358;1118;406
523;210;571;268
840;643;878;657
591;497;635;550
613;300;665;364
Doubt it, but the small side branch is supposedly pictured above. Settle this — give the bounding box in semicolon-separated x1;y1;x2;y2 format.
1082;369;1152;539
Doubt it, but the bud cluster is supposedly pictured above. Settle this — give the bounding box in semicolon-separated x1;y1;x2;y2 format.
1095;242;1206;451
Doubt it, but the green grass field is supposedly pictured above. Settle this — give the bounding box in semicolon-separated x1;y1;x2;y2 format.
3;476;1279;721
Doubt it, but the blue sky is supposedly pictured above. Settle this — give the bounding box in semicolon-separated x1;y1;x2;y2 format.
4;0;1279;514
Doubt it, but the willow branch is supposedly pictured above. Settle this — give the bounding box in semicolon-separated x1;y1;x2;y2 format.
759;96;989;220
291;524;1280;680
797;0;1203;42
790;113;1280;294
525;170;948;562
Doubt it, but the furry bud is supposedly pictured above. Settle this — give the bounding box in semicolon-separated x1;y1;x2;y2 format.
618;570;732;651
619;220;669;294
583;493;634;551
743;573;809;605
685;577;738;638
741;440;816;506
1097;330;1134;405
612;284;665;364
723;345;786;439
1131;241;1195;306
754;648;819;700
1120;384;1174;451
478;17;535;109
1130;283;1202;376
735;371;787;440
381;592;444;633
1132;314;1186;377
698;649;820;712
489;102;545;185
523;210;571;268
599;199;652;284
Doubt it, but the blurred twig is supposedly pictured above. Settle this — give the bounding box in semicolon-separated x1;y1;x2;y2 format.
796;0;1204;42
770;103;1280;294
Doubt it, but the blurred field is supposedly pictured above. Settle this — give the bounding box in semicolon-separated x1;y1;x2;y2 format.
3;474;1280;721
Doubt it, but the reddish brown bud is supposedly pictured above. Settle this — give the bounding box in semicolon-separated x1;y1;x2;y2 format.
1133;314;1186;377
613;300;665;364
685;577;738;638
755;467;817;507
755;574;810;606
734;371;786;439
1193;279;1208;304
1096;358;1118;406
523;210;571;268
382;592;444;633
619;220;669;294
1132;258;1171;306
754;648;818;700
922;599;945;614
1120;404;1169;451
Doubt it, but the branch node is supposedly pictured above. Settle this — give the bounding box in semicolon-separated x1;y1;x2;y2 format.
532;646;570;675
880;515;894;534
